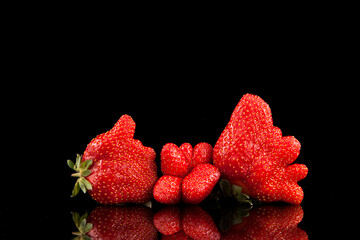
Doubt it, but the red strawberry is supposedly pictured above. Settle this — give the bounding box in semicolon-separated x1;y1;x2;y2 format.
182;205;221;240
68;114;158;204
185;142;213;170
154;142;217;204
213;94;308;204
182;163;220;204
161;143;190;177
153;206;182;235
221;205;308;239
85;205;158;240
153;175;182;204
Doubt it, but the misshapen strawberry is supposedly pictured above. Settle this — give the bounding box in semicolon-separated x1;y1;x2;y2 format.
161;143;190;178
153;142;218;204
68;115;157;204
213;94;308;204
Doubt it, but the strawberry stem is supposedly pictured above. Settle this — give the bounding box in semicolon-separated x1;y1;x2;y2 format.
68;154;93;197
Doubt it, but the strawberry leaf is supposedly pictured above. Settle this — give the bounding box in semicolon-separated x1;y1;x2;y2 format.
82;178;92;190
72;181;80;197
67;160;75;170
80;159;93;170
68;154;93;197
81;170;91;177
79;180;86;194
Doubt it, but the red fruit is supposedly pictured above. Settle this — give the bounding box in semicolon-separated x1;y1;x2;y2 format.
179;142;213;170
154;142;215;204
182;163;220;204
221;205;308;239
86;205;158;240
153;206;182;235
182;205;221;240
153;175;182;204
68;114;157;204
179;143;193;163
213;94;308;204
190;142;213;169
161;143;190;178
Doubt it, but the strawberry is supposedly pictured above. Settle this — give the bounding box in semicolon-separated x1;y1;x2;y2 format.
161;143;190;178
154;142;217;204
153;175;183;204
67;114;157;204
161;142;213;177
182;205;221;240
82;205;158;240
182;163;220;204
221;205;308;239
153;206;182;235
185;142;213;170
213;94;308;204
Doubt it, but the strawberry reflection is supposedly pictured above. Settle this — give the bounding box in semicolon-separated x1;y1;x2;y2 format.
72;204;307;239
72;205;158;240
154;205;221;240
221;205;308;239
155;204;307;239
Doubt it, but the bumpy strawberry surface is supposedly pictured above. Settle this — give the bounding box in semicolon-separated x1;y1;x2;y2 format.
81;115;157;204
161;143;190;178
213;94;308;204
153;175;183;204
182;163;220;204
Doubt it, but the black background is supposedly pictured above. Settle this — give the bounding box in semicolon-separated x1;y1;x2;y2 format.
1;9;357;239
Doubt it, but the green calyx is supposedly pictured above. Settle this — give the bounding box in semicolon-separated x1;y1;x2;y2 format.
67;154;93;197
71;212;92;240
219;179;253;207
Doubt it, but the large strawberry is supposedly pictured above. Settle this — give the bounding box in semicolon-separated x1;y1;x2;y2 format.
213;94;308;204
68;114;157;204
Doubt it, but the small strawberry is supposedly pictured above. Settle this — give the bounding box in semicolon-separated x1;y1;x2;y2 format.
68;114;158;204
182;205;221;240
154;142;216;205
161;142;213;177
153;206;182;236
213;94;308;204
182;163;220;204
153;175;183;204
161;143;190;178
187;142;213;170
